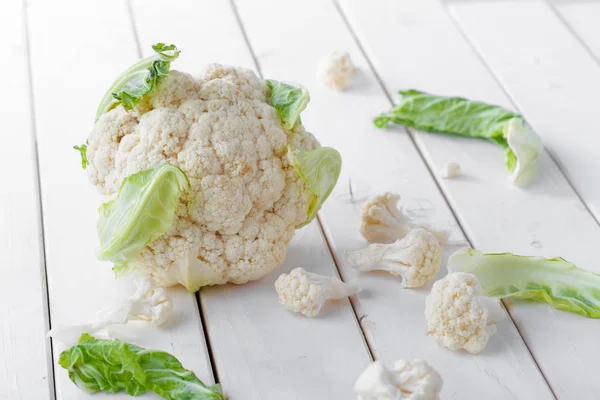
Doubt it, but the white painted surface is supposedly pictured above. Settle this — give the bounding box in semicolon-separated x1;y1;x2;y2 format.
6;0;600;398
339;0;600;397
0;1;53;399
237;0;554;398
449;1;600;221
554;1;600;61
26;0;213;398
131;1;373;398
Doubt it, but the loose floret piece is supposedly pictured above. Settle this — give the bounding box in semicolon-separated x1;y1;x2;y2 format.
346;228;442;288
48;276;172;344
320;51;359;91
274;267;360;317
360;193;449;245
355;359;443;400
439;162;461;179
425;272;504;354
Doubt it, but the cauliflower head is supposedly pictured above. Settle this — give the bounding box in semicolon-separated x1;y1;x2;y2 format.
355;359;442;400
274;267;360;317
425;272;504;354
347;228;442;288
86;63;324;290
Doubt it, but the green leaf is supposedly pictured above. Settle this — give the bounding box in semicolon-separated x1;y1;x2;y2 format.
374;90;543;183
448;248;600;318
97;164;189;267
96;43;180;120
73;143;88;169
266;79;310;130
288;146;342;228
59;334;225;399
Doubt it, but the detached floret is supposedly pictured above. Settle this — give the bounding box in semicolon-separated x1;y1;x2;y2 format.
355;359;443;400
425;272;504;354
48;276;172;344
274;267;360;317
346;228;442;288
320;51;359;91
439;162;461;179
360;193;449;245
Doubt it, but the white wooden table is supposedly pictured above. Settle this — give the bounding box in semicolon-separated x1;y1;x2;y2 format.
3;0;600;398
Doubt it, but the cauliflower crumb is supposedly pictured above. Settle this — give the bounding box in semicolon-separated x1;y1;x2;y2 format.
355;359;443;400
321;52;359;91
439;162;461;179
425;272;504;354
360;193;449;245
346;228;442;288
274;267;360;317
86;65;320;290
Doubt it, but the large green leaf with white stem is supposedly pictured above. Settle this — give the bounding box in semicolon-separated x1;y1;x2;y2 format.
288;146;342;228
266;79;310;130
59;334;225;399
96;43;180;120
448;248;600;318
97;163;188;268
374;90;543;184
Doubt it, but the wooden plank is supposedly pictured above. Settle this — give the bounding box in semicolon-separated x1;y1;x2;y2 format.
130;0;373;398
26;0;214;398
0;1;53;398
236;0;556;398
339;0;600;397
449;0;600;221
553;1;600;61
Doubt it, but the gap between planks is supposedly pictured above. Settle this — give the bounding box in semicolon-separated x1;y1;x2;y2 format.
332;0;559;397
444;0;600;242
21;0;57;396
228;0;377;365
124;0;224;386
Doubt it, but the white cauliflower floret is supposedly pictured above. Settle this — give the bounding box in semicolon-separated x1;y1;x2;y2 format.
274;267;360;317
355;359;443;400
320;51;359;91
86;64;319;289
360;193;449;245
439;162;461;179
47;276;172;344
346;228;442;288
425;272;504;354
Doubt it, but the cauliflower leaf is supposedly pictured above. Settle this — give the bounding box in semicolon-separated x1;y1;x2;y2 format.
374;90;543;184
288;145;342;228
448;248;600;318
97;164;189;269
266;79;309;130
96;43;180;120
73;143;88;169
59;334;224;399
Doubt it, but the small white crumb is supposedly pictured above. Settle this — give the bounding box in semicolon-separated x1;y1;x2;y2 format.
439;162;461;179
320;51;359;91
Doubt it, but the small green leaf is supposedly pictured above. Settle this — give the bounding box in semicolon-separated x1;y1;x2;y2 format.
288;146;342;228
96;43;180;120
97;164;188;267
73;143;88;169
266;79;309;130
374;90;543;183
59;334;225;399
448;248;600;318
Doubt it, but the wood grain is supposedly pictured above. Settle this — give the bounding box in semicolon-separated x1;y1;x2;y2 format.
130;0;373;398
0;0;53;398
26;0;214;398
237;0;556;398
340;0;600;397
